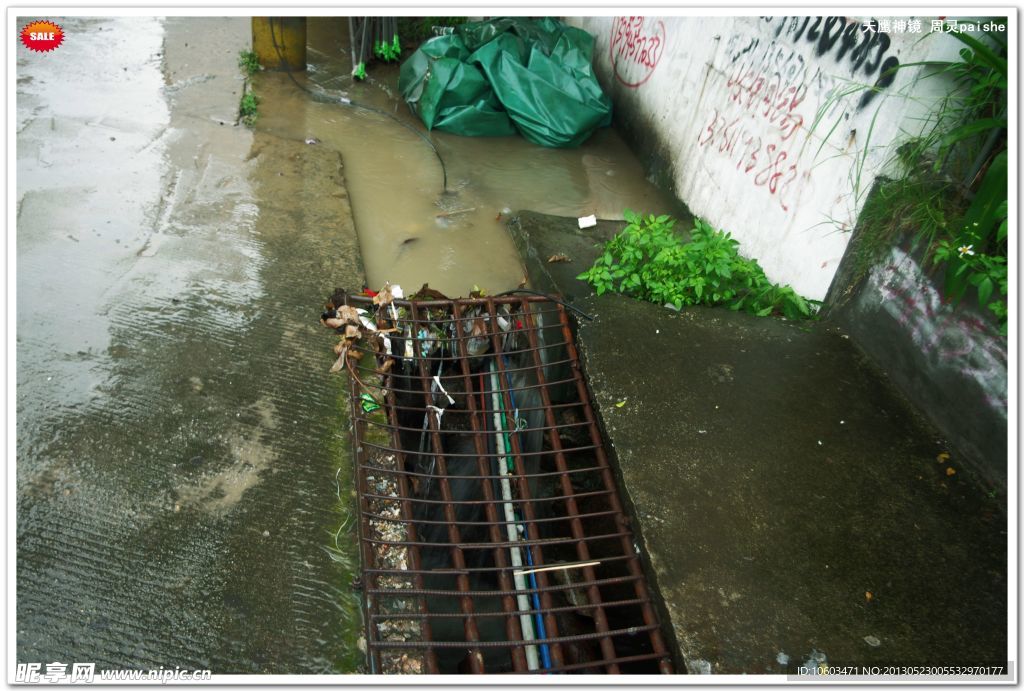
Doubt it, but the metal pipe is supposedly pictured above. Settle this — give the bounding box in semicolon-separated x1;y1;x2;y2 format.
490;363;540;669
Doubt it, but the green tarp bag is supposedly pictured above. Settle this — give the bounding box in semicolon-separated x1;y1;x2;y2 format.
398;17;612;148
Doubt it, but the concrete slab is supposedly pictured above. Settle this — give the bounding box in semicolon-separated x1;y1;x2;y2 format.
17;17;367;672
507;210;622;303
510;212;1007;675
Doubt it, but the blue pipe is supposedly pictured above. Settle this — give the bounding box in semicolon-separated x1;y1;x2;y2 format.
522;524;553;671
499;354;552;671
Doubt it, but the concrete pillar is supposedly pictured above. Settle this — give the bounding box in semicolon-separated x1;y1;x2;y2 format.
252;17;306;71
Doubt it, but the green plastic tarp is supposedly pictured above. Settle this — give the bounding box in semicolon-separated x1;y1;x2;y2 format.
398;17;612;148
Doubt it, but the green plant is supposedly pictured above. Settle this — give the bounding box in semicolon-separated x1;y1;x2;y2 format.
577;210;815;320
239;92;259;127
934;32;1008;334
238;50;260;76
815;25;1008;334
850;174;967;277
933;193;1008;333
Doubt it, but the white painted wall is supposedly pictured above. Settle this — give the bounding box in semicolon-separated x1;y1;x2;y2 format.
567;15;967;300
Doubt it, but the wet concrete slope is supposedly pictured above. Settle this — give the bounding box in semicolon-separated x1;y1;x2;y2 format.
17;18;363;672
511;212;1007;674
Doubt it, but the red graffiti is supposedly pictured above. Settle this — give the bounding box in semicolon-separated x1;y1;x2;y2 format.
725;63;806;141
697;108;800;212
610;16;665;88
870;248;1008;412
694;44;813;214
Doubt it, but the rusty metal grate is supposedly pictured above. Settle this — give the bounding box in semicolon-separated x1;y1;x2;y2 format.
338;292;673;674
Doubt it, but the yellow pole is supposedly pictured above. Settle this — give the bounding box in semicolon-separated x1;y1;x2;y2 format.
251;17;307;71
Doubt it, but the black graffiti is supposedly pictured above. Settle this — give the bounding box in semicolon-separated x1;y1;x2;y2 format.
765;16;900;107
859;55;900;108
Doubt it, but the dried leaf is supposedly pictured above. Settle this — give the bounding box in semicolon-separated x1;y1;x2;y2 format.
411;283;449;301
333;340;346;355
946;467;957;476
373;283;394;307
336;305;361;324
937;452;950;463
865;591;873;602
547;253;571;263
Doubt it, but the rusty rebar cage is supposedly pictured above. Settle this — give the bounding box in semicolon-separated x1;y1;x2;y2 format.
339;293;673;674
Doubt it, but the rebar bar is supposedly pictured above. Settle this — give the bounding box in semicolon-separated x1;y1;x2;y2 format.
343;293;674;674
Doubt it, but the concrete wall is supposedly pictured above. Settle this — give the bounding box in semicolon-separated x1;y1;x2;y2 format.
827;237;1008;487
564;15;1007;483
566;15;964;301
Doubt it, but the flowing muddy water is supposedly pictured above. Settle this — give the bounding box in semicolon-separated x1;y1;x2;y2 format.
256;18;677;298
17;17;361;673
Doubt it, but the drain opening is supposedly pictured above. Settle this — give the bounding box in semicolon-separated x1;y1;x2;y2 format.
336;292;673;674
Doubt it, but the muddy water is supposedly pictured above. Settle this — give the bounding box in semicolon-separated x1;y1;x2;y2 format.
17;17;361;673
256;18;676;298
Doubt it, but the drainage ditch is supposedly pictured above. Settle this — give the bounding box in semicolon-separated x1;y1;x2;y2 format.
329;291;673;674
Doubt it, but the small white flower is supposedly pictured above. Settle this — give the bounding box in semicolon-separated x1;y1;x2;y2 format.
957;244;975;257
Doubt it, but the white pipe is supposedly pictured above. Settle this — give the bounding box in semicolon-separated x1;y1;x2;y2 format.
490;365;539;671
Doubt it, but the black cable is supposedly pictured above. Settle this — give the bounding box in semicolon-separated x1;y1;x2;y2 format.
495;289;595;321
267;17;449;192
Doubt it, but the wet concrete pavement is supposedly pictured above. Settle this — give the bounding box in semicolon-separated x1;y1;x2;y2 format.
511;212;1008;675
17;18;364;672
17;15;1009;678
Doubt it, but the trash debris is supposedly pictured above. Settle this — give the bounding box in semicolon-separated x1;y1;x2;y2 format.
946;466;957;476
360;392;381;414
802;649;828;675
362;449;425;675
305;137;320;145
691;659;713;674
615;399;627;408
776;651;790;666
323;288;673;674
547;253;571;263
578;214;597;229
863;635;881;647
937;451;950;463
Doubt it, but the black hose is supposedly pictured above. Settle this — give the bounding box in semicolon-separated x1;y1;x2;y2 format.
266;17;449;192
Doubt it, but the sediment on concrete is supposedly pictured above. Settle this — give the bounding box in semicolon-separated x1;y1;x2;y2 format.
508;211;1007;674
247;129;366;294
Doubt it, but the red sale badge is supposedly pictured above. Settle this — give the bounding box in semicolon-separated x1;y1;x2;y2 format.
21;20;64;53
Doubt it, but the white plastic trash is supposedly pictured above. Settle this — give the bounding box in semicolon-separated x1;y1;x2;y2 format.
578;214;597;229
